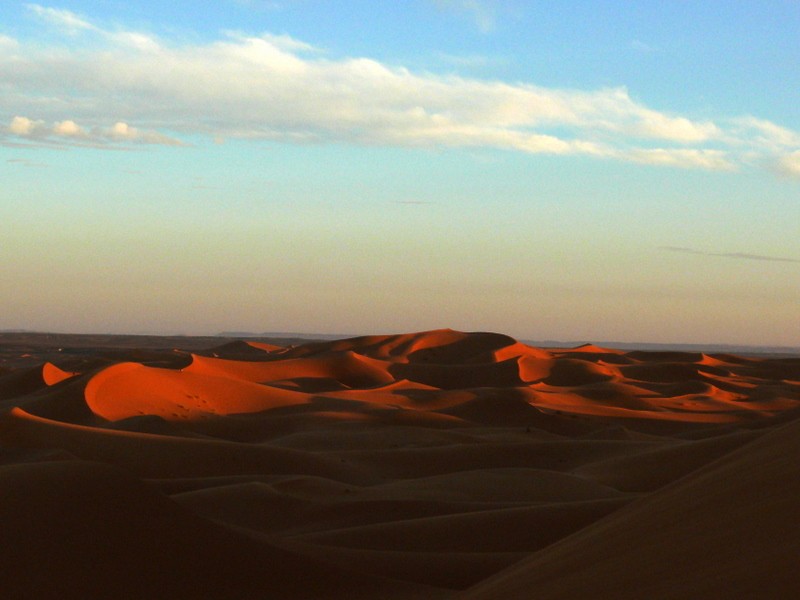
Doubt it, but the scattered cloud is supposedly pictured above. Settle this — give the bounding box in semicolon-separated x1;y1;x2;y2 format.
3;116;184;148
53;119;83;136
9;116;42;135
109;121;134;139
0;5;797;176
661;246;800;264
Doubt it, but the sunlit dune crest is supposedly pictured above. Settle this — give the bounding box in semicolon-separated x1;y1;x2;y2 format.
0;329;799;598
41;362;77;386
71;329;798;424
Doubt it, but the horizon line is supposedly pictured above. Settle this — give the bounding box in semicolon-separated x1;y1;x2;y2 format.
2;328;798;353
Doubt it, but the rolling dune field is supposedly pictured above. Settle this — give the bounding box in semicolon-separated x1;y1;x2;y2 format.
1;329;799;599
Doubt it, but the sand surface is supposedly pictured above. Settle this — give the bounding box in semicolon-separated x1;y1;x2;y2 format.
0;329;798;598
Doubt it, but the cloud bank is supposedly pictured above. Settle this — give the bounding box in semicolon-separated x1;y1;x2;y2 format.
0;4;797;174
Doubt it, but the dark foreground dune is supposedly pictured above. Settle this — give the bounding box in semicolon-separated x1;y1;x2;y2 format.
0;329;798;599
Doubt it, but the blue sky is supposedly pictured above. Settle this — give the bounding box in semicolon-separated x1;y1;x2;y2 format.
1;1;798;344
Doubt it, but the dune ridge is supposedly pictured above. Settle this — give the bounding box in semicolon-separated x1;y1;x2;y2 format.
0;329;798;598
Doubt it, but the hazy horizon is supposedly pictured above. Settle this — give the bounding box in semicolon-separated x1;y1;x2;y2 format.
2;2;798;345
3;327;799;354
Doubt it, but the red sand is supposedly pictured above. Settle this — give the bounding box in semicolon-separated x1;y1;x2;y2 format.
0;329;798;599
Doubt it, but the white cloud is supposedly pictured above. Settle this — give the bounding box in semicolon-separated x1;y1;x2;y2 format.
107;123;183;146
1;7;797;176
53;119;83;136
733;116;800;149
9;116;43;135
26;3;96;34
4;115;182;147
562;87;720;143
108;31;161;52
106;121;181;144
633;111;719;143
109;121;134;138
9;116;33;135
625;148;735;171
256;32;319;54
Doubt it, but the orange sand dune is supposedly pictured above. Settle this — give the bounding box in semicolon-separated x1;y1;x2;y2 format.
85;361;311;421
185;350;396;387
0;329;798;598
41;361;77;385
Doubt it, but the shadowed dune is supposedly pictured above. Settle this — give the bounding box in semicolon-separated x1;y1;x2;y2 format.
458;410;800;599
0;460;441;600
0;329;798;598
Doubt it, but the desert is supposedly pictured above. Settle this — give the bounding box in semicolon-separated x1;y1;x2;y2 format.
0;329;798;599
4;2;800;598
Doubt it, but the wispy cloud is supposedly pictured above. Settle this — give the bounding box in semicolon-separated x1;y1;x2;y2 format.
625;148;735;171
0;4;797;175
630;39;659;54
231;0;283;11
436;52;507;70
661;246;800;264
6;157;49;167
732;116;800;149
0;34;18;49
25;3;96;33
435;0;497;33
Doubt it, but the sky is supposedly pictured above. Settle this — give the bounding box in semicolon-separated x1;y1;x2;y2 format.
1;1;798;345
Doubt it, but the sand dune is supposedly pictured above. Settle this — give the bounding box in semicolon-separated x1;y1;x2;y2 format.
0;329;798;598
458;405;800;599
